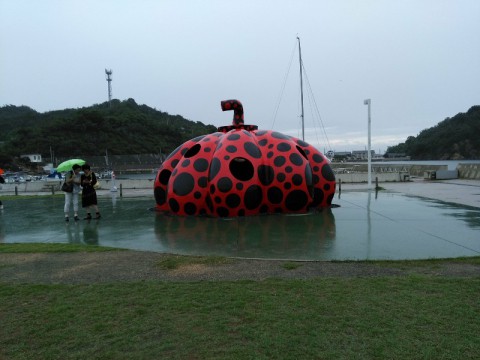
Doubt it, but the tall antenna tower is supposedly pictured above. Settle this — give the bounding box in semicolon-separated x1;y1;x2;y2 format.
105;69;113;107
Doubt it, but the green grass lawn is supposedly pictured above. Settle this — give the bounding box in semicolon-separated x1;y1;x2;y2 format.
1;244;479;359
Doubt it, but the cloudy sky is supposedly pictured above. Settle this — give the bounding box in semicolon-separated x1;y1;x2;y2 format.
1;0;479;153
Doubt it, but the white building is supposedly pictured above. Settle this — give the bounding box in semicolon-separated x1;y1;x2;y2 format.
20;154;42;163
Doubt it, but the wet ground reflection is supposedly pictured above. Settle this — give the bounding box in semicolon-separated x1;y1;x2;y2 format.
0;191;479;260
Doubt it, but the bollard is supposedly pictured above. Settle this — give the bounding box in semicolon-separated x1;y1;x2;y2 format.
375;177;379;189
15;186;18;196
51;185;55;195
338;179;342;198
120;183;123;197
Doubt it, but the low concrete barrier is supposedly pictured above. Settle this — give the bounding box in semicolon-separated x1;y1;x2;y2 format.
458;163;480;179
335;172;407;183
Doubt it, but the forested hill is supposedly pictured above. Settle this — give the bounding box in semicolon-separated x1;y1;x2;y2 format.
0;98;217;158
387;105;480;160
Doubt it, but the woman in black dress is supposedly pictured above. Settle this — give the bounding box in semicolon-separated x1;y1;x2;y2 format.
81;164;101;219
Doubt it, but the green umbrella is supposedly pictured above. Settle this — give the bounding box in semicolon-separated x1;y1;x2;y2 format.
56;159;86;173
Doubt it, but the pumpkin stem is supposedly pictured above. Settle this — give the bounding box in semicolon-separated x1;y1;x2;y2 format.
221;99;244;125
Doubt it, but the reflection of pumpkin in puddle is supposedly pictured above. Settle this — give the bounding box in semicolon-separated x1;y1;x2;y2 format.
153;210;336;256
154;100;335;217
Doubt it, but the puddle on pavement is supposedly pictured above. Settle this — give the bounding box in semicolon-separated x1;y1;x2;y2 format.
0;191;479;260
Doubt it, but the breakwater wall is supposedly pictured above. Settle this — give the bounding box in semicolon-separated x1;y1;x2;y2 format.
331;162;480;181
0;179;155;194
2;163;479;194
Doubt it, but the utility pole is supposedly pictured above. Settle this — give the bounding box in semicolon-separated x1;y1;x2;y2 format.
364;99;372;188
105;69;113;107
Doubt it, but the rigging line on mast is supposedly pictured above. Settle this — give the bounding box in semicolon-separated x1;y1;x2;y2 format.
302;63;332;151
271;39;297;130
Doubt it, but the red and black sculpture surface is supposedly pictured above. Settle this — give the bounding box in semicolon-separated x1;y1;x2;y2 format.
154;100;336;217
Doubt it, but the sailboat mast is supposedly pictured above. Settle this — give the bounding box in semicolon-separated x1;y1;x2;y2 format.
297;37;305;141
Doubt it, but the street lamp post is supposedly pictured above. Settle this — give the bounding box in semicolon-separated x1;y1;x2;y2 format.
364;99;372;188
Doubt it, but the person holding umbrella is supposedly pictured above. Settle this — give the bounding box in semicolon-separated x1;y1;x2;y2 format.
63;164;82;222
0;169;4;210
81;164;101;220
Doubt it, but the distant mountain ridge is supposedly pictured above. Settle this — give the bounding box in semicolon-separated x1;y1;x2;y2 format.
1;101;479;164
387;105;480;160
0;98;216;160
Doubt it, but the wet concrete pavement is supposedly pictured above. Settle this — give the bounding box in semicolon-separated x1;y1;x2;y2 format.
0;179;479;260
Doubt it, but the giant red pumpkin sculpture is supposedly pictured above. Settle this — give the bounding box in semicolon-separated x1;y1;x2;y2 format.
154;100;335;217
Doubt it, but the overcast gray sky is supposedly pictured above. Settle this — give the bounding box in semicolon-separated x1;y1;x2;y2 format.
1;0;479;153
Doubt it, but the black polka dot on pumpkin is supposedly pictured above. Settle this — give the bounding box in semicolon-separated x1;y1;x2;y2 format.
198;176;207;188
292;174;303;186
267;151;274;158
285;190;308;211
277;142;291;152
171;159;179;168
274;156;286;167
226;193;241;208
236;183;243;190
244;185;263;210
305;166;313;196
258;139;268;146
227;133;240;140
172;173;195;196
158;169;171;185
297;139;309;147
284;182;292;190
256;130;267;136
184;144;201;158
272;131;290;140
169;198;180;212
277;173;286;182
244;142;261;158
226;145;237;153
206;195;213;212
311;188;325;207
324;183;331;191
193;158;209;172
267;187;283;204
312;153;323;163
285;166;293;173
327;193;334;206
321;164;335;182
209;158;221;180
313;174;320;185
181;159;190;168
154;187;166;205
214;196;221;204
217;177;233;193
184;202;197;215
258;165;274;186
289;153;303;166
